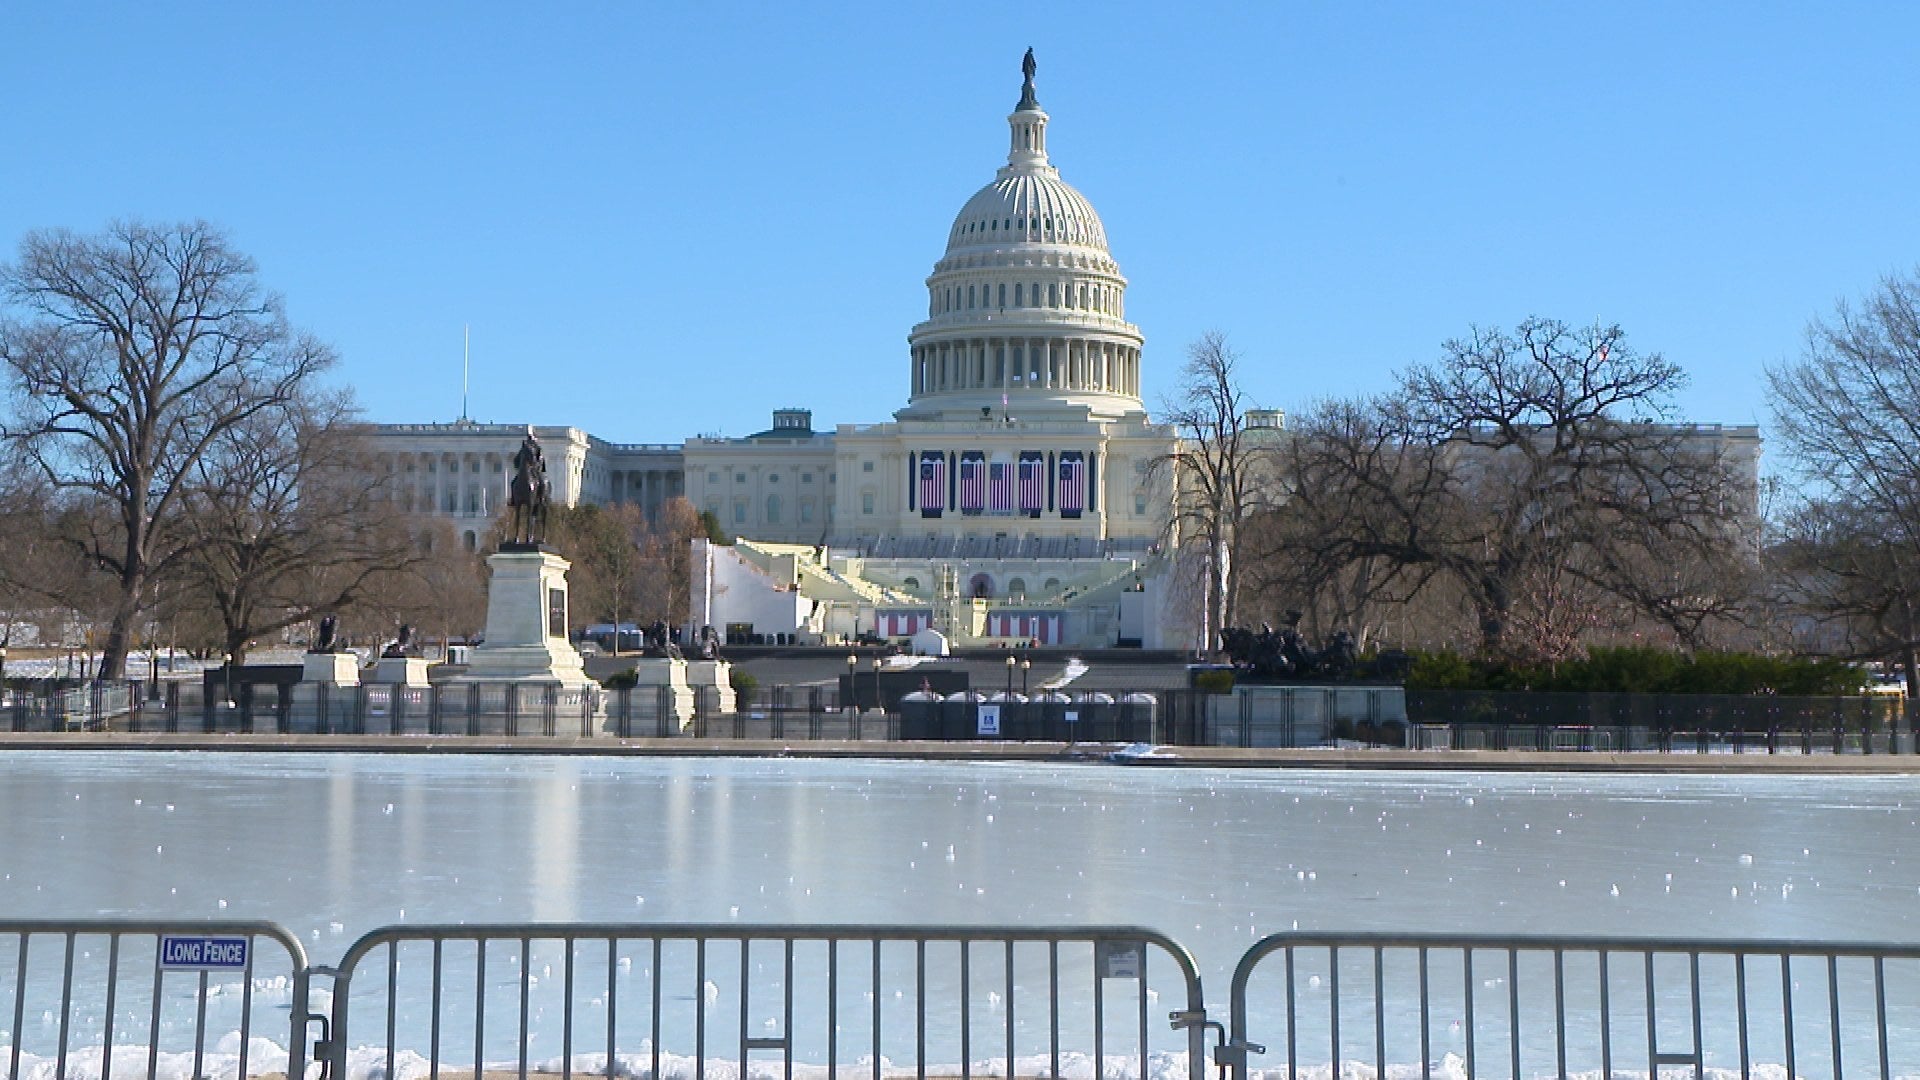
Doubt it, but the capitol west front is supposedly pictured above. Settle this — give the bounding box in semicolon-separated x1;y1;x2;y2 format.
361;57;1193;649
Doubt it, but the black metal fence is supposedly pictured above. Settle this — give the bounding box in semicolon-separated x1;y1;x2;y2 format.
1407;689;1917;754
2;678;1914;753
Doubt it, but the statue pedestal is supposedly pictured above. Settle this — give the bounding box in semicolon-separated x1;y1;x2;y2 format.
1204;684;1408;748
372;656;431;687
445;549;603;732
302;651;360;686
684;659;736;715
458;549;591;686
622;657;697;732
292;651;362;733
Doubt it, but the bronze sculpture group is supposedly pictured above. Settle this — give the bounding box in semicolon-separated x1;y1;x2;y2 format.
1220;611;1407;683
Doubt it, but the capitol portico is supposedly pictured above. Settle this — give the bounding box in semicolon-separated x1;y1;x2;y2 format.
358;53;1188;647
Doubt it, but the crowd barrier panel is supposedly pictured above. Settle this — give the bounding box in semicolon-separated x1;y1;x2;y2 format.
1222;930;1920;1080
318;922;1209;1080
0;919;312;1080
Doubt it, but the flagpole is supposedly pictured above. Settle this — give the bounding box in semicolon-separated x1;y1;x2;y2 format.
460;324;471;421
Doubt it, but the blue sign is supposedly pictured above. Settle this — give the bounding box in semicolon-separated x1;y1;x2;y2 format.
159;935;249;971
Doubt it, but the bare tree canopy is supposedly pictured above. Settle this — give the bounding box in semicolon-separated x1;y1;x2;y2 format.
176;394;427;667
1254;318;1751;661
1156;331;1271;651
0;220;335;677
1768;270;1920;687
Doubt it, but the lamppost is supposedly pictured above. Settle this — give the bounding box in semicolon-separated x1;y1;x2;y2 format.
1005;655;1016;697
846;654;858;710
870;658;883;713
1020;658;1031;697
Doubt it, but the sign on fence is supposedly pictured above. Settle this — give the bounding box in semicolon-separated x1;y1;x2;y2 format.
1097;939;1143;978
159;934;250;970
977;703;1001;736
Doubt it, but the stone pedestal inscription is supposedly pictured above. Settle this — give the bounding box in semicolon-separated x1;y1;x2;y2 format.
460;550;591;687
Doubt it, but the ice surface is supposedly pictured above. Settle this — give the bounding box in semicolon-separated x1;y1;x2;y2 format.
0;755;1915;1078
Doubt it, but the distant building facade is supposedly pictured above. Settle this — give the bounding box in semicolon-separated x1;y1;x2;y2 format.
355;56;1761;649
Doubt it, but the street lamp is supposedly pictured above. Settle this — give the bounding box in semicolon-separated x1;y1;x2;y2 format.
1005;655;1016;696
870;658;883;713
846;654;858;710
1020;657;1031;696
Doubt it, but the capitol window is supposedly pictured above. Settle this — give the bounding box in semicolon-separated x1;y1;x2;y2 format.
861;491;875;514
766;495;781;523
862;461;874;472
802;472;813;483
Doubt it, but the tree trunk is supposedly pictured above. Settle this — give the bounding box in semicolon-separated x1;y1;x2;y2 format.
98;579;142;680
225;630;251;671
1476;577;1511;660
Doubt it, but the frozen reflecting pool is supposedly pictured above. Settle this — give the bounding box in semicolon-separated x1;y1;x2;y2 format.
0;752;1916;1078
11;753;1920;1068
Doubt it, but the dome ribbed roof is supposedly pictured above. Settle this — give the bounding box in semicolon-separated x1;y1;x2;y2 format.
945;172;1108;253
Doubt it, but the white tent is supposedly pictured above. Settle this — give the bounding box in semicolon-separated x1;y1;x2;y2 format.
910;628;951;656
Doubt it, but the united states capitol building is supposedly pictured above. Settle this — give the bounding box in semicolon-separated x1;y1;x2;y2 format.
359;55;1195;648
356;55;1761;651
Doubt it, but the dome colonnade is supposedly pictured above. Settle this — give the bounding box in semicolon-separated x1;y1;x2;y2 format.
903;49;1145;420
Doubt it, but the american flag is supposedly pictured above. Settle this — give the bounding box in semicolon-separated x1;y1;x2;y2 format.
988;460;1013;514
1059;454;1084;517
919;453;945;514
958;454;985;514
1018;454;1045;515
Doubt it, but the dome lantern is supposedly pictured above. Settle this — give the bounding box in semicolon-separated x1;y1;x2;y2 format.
1007;48;1049;172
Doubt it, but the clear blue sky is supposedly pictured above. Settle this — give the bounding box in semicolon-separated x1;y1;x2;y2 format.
4;4;1916;444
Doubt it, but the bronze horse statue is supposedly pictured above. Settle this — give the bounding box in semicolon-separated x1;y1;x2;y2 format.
508;429;550;546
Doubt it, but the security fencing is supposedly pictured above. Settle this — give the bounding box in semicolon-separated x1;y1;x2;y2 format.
10;919;1920;1080
0;920;312;1080
1222;931;1920;1080
5;678;1918;754
0;679;1200;743
321;923;1208;1080
1409;690;1917;755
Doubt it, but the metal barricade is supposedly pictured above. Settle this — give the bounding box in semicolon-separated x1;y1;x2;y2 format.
0;919;312;1080
322;922;1209;1080
1223;931;1920;1080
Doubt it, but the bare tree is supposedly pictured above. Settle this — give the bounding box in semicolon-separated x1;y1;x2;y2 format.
0;221;334;677
175;393;427;668
1251;319;1746;662
1156;332;1272;651
637;496;704;630
587;503;649;650
0;466;63;679
355;517;487;653
1241;395;1444;648
1768;270;1920;687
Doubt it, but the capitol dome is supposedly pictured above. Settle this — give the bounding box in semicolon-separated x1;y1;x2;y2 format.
945;172;1108;254
901;52;1143;422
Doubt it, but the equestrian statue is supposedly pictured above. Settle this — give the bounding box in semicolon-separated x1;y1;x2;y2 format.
508;428;551;546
